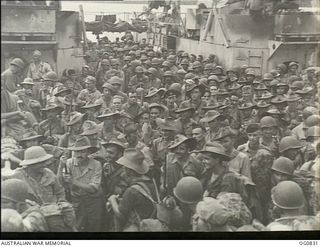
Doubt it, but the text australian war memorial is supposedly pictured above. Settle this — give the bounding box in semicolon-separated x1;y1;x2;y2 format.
1;0;320;233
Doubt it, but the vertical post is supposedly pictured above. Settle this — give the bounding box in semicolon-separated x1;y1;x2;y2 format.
79;4;88;53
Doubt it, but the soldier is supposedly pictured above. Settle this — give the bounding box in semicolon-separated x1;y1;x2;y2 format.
11;146;71;230
164;135;203;194
181;83;207;121
1;179;48;232
58;136;103;232
214;127;252;180
173;177;204;231
108;149;159;231
192;125;207;152
1;209;26;232
129;66;149;91
108;76;128;102
27;50;52;82
2;58;25;93
267;181;320;231
163;84;181;118
100;139;128;198
95;82;114;114
96;110;123;142
151;119;177;186
259;116;279;157
278;136;303;169
95;59;110;90
38;103;65;145
39;71;63;107
105;59;124;81
202;110;226;142
14;78;42;121
58;112;87;148
174;102;197;136
76;76;102;107
146;68;162;89
237;123;273;224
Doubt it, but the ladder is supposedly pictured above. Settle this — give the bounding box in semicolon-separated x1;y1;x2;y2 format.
248;50;264;75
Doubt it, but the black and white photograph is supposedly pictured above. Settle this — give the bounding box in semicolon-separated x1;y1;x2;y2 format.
1;0;319;238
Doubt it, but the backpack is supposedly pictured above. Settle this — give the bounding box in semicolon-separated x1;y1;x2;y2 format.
123;179;171;231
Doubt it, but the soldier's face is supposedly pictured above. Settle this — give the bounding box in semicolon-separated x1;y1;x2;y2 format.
105;146;120;163
103;88;111;97
192;128;204;142
74;149;89;162
128;93;137;104
190;88;201;101
112;99;122;110
201;152;220;170
150;108;161;120
261;127;274;138
125;132;138;146
173;143;188;156
248;131;260;145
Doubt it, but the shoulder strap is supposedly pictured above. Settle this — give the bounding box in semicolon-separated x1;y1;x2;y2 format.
131;182;157;205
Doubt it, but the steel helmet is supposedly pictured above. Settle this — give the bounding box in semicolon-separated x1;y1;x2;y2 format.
305;115;320;128
162;61;171;67
180;59;189;65
245;69;255;76
288;75;301;84
204;63;214;70
20;146;53;167
42;71;58;81
147;51;155;57
10;58;25;69
271;181;304;209
173;177;203;204
147;67;157;75
291;80;305;90
306;126;320;139
185;73;195;80
151;58;160;65
135;66;144;73
128;50;136;56
163;71;173;77
271;157;294;176
192;61;202;69
262;73;273;81
279;136;302;153
167;55;176;61
260;116;277;128
1;179;29;203
276;63;287;72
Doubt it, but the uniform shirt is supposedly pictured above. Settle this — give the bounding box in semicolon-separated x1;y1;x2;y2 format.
12;168;66;205
65;157;103;198
151;137;174;168
165;153;203;193
76;88;102;106
224;149;252;180
1;68;20;92
102;162;128;197
27;61;52;80
292;122;308;141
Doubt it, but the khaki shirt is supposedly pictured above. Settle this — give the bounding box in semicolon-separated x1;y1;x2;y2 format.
66;157;102;198
27;61;52;80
